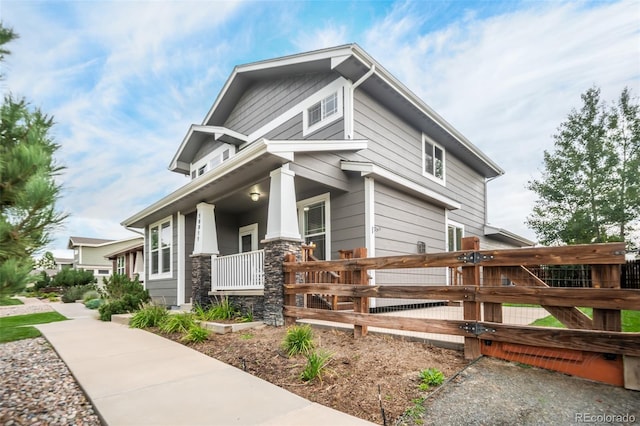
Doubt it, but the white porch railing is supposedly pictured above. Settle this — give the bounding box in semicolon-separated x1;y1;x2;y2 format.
211;249;265;291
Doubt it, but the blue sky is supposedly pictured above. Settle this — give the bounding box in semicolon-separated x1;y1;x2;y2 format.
2;0;639;257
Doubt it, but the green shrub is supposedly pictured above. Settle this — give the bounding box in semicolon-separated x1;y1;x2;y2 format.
52;268;96;288
159;313;195;334
98;275;150;321
282;324;315;357
84;298;103;310
98;299;127;321
209;296;238;320
61;284;97;303
300;350;332;382
181;325;210;343
82;290;100;302
33;271;51;291
418;368;445;391
129;305;169;329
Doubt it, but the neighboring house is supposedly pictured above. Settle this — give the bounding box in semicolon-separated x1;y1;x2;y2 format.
105;240;145;283
122;44;533;308
67;236;144;283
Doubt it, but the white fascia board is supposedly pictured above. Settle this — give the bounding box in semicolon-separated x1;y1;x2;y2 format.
265;139;368;155
122;140;270;227
341;161;461;210
202;68;240;127
169;125;248;172
237;45;355;73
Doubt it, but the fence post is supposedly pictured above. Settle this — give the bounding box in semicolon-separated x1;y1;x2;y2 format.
591;264;622;332
352;247;369;338
283;253;298;326
461;236;481;359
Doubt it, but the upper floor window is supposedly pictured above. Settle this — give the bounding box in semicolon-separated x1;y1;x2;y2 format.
150;217;172;278
190;145;235;180
303;87;343;136
308;92;338;127
422;134;445;183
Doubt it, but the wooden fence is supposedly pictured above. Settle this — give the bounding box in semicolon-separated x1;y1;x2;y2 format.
283;241;640;387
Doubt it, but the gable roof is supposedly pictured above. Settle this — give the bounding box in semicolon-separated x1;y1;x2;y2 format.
170;43;503;179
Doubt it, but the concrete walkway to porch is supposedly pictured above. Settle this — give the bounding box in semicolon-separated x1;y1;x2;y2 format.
38;303;373;426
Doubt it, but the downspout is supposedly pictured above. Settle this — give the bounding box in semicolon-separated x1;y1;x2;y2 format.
346;64;376;139
484;176;499;226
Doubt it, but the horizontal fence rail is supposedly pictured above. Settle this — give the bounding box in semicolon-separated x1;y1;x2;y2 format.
283;242;627;272
211;249;264;291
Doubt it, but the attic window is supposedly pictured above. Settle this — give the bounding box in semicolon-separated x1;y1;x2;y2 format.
308;92;338;127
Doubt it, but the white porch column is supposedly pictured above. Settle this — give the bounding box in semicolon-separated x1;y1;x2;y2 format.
193;202;219;255
264;164;301;241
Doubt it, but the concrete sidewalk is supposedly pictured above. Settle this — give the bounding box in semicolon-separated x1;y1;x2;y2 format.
37;307;373;426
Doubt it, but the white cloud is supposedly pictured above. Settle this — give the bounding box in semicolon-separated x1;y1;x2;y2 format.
364;0;640;241
293;22;349;51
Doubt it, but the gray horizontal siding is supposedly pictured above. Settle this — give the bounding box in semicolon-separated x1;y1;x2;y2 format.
374;183;445;256
193;139;224;163
224;72;337;135
145;213;178;305
331;180;365;256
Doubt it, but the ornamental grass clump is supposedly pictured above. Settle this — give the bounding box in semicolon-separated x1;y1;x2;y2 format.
282;324;315;357
159;312;196;334
129;304;169;329
181;325;210;343
300;349;333;383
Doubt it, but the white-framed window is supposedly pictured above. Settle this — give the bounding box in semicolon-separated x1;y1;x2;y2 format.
447;220;464;252
238;223;259;253
190;144;236;180
116;256;126;275
422;134;445;184
149;217;172;279
302;87;344;136
297;193;331;260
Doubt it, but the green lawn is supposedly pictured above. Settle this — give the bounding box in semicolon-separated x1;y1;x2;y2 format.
0;297;24;306
530;308;640;332
0;311;67;343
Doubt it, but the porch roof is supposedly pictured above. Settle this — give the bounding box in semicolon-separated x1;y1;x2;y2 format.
122;139;368;228
484;225;536;247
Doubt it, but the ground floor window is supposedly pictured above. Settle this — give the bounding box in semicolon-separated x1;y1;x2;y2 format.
298;193;330;260
447;221;464;252
116;255;126;275
150;217;172;278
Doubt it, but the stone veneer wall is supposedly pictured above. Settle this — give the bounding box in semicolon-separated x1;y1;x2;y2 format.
227;295;264;320
191;254;212;307
263;239;302;326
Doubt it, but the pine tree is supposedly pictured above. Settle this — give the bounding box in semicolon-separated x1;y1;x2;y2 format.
0;24;67;296
527;87;640;247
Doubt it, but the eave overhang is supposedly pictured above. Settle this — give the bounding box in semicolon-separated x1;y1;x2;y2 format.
484;225;535;247
341;161;461;210
170;125;249;174
202;43;503;179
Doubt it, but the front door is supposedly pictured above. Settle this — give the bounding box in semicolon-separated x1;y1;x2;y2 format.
239;223;258;253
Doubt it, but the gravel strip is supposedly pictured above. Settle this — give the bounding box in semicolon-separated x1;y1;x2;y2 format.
0;304;54;318
0;338;101;426
406;357;640;426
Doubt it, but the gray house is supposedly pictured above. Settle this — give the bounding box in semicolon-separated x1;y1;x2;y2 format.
122;44;532;310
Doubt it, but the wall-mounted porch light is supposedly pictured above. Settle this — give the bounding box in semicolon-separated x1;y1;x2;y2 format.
250;192;260;202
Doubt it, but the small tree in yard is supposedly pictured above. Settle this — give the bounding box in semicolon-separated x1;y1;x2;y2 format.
527;87;640;248
0;24;66;297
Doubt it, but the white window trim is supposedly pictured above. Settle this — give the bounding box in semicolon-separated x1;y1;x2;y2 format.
302;86;344;137
190;144;236;180
239;223;259;252
422;133;446;186
297;193;331;260
116;256;126;275
149;216;173;280
446;219;465;252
